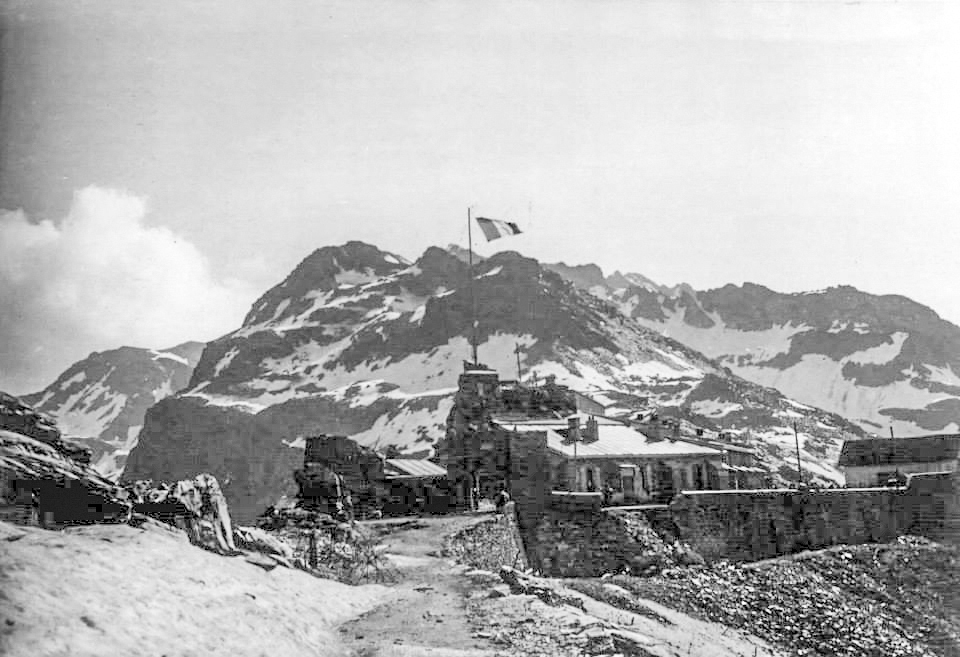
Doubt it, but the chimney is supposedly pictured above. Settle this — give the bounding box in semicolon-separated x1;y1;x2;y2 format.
583;416;599;443
567;416;581;443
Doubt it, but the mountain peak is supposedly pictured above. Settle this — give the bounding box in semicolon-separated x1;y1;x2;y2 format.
543;261;607;292
444;243;482;265
242;241;409;327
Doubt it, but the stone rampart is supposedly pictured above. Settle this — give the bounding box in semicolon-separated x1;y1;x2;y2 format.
520;492;699;576
671;471;960;562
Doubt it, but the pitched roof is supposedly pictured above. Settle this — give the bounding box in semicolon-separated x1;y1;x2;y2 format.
838;434;960;467
383;458;447;479
495;418;723;459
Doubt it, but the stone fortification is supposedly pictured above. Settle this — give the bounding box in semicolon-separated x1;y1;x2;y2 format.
671;471;960;561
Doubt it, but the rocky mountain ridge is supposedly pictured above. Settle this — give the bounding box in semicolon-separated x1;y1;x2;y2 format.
23;342;204;479
544;262;960;438
124;241;864;522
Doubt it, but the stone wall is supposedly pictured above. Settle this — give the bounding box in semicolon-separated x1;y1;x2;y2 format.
507;430;551;570
442;501;528;570
521;492;696;577
671;471;960;562
843;460;957;487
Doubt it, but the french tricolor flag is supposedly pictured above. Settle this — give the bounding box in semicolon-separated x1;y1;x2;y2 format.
475;217;522;242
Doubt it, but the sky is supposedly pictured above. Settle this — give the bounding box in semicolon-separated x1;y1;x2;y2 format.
1;0;959;394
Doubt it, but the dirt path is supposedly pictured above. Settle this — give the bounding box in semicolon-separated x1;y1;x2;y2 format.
338;515;500;657
336;514;781;657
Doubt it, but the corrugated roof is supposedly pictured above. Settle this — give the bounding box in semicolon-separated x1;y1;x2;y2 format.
719;463;766;473
499;420;723;459
838;435;960;467
383;459;447;479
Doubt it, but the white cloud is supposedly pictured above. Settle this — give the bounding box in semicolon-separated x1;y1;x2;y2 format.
0;186;256;394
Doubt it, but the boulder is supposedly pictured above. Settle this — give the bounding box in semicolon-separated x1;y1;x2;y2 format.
124;474;237;554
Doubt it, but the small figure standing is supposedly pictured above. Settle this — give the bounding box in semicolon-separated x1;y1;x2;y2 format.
602;485;613;507
494;487;511;514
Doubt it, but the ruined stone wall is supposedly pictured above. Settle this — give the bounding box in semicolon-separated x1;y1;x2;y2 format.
521;493;693;577
671;471;960;562
443;501;529;570
529;492;609;576
507;431;551;571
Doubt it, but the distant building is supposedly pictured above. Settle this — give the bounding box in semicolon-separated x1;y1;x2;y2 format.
439;365;581;507
838;434;960;487
630;411;766;489
298;435;449;516
439;364;742;507
382;458;450;514
571;391;610;417
714;442;767;489
501;413;726;504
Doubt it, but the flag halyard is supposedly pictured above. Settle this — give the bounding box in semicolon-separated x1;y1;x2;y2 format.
475;217;522;242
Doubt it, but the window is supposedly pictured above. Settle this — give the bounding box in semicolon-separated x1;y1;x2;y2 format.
693;464;705;490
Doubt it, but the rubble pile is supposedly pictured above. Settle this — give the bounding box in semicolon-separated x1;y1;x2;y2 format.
233;526;295;563
464;568;667;657
123;474;237;554
442;515;526;571
610;511;705;575
255;501;392;583
564;579;673;625
614;536;960;657
499;566;586;610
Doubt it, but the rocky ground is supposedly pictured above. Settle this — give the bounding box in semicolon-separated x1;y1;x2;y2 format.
613;536;960;657
341;513;779;657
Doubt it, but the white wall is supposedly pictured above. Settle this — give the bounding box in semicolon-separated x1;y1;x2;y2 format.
842;460;957;487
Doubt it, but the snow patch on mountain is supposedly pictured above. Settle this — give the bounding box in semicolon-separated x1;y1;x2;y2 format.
151;379;173;403
54;380;129;440
60;371;87;390
181;391;268;412
294;334;532;395
214;347;240;376
845;332;908;365
926;364;960;388
93;423;144;479
335;267;380;287
690;400;744;417
739;354;948;436
639;309;809;364
347;398;454;452
151;350;190;366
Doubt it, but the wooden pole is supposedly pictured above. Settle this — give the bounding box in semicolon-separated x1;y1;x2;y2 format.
467;207;478;365
890;426;899;481
793;421;804;485
514;343;522;381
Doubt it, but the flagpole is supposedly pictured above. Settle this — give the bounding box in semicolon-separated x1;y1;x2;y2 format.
467;207;478;365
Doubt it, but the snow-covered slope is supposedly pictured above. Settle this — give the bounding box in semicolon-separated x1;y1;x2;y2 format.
23;342;204;479
125;241;864;522
0;520;390;657
544;262;960;438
